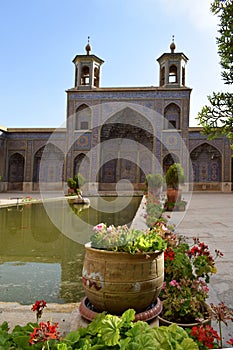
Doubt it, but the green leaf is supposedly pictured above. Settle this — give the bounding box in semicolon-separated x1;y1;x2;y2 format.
57;344;69;350
101;316;122;346
13;335;32;349
86;312;107;335
64;330;82;343
0;322;9;332
121;309;135;324
180;338;199;349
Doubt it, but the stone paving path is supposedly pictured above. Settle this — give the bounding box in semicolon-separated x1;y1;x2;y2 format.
0;192;233;347
174;193;233;346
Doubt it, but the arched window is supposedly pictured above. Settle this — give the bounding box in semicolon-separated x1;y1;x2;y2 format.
182;66;185;85
164;103;180;129
8;153;25;191
94;67;99;87
163;153;179;175
33;144;64;191
160;66;165;86
190;143;221;183
74;153;90;181
169;65;177;83
81;66;90;85
75;104;91;130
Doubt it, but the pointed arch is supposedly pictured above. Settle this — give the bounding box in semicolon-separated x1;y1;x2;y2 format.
169;64;177;83
160;66;165;86
8;153;25;191
190;143;221;184
99;107;154;190
74;153;90;181
33;144;64;190
81;66;90;85
75;104;91;130
163;153;179;175
94;67;100;87
164;103;180;129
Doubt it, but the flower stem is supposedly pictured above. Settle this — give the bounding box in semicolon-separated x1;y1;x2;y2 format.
218;320;223;348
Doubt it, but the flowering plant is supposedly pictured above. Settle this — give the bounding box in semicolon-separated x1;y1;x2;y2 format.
90;222;167;254
31;299;47;322
189;324;220;349
160;233;223;323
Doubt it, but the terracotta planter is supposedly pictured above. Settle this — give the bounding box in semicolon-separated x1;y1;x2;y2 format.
68;188;75;195
158;303;211;328
158;314;211;328
79;296;163;322
82;243;164;315
166;188;182;203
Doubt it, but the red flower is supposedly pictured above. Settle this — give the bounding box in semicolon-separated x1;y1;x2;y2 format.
31;300;47;321
190;325;220;349
29;321;60;344
227;338;233;345
164;248;175;261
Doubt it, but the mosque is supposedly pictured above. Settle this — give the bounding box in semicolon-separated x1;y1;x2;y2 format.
0;39;232;193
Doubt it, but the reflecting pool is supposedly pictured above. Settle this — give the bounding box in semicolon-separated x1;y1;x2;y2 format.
0;196;141;305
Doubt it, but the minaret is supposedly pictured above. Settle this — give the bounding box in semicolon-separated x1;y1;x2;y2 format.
157;36;188;88
72;37;104;89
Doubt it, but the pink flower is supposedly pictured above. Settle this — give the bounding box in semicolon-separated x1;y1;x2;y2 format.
162;282;166;290
202;285;209;293
93;223;105;231
170;280;179;287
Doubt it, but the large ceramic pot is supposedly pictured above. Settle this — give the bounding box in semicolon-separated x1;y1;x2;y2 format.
82;243;164;315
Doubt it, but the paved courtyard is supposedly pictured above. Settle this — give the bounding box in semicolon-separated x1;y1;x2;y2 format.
0;192;233;345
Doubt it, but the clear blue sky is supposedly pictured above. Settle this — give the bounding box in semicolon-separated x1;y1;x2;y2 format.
0;0;228;128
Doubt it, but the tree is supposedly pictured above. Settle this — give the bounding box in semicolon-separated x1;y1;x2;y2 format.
197;0;233;146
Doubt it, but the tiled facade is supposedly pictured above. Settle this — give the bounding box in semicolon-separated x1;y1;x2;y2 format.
0;41;232;193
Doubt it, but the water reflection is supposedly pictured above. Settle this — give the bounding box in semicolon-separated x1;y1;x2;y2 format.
0;196;141;304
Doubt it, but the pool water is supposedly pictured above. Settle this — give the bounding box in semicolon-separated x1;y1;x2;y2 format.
0;196;141;305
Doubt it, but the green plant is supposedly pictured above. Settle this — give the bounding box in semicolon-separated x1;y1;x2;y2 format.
165;163;185;190
146;173;163;189
67;177;76;189
144;192;165;228
60;309;198;350
160;235;223;323
73;173;85;189
0;304;200;349
210;301;233;348
90;222;167;253
164;199;187;212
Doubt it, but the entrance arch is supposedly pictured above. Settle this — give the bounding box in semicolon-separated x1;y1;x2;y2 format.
163;153;179;174
99;107;154;190
74;153;90;180
8;153;25;191
190;143;221;190
33;144;64;191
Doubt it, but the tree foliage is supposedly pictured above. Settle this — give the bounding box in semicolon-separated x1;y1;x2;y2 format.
197;0;233;145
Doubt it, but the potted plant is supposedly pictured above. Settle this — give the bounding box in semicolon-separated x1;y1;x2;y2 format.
67;177;76;195
73;173;85;194
158;231;223;326
165;163;185;205
81;222;167;316
145;173;163;198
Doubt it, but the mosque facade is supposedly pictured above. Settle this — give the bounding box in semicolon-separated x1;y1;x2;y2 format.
0;40;232;193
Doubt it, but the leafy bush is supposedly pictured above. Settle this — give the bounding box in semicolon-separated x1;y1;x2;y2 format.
0;309;198;349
